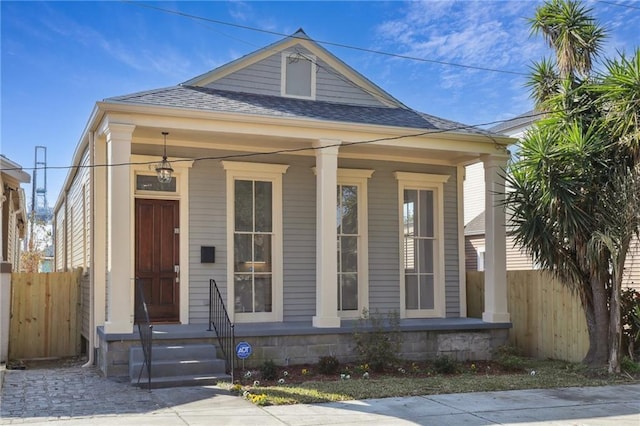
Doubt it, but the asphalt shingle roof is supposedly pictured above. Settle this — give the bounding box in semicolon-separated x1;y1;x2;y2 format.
105;85;492;135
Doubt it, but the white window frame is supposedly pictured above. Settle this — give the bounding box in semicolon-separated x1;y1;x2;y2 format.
281;51;316;100
394;172;449;318
223;161;289;323
337;168;374;318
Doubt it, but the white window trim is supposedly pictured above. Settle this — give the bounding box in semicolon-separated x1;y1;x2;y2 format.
281;51;317;100
394;172;449;319
477;247;486;272
130;154;194;324
337;168;374;318
223;161;289;323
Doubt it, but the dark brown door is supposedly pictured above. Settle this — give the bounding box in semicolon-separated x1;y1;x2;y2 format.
135;198;179;323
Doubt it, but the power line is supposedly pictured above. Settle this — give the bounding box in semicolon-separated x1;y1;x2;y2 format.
121;0;528;77
1;112;545;175
598;1;640;11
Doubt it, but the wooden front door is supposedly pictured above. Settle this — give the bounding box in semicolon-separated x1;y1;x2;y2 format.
135;198;180;323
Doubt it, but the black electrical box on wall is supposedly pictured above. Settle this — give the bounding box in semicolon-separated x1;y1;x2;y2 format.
201;246;215;263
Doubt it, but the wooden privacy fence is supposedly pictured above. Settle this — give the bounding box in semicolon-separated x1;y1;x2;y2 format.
9;269;83;360
467;270;590;363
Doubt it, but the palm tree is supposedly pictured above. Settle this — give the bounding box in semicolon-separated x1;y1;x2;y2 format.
507;0;639;370
529;0;606;80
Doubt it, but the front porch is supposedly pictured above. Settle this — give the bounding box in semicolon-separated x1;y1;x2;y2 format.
96;318;510;378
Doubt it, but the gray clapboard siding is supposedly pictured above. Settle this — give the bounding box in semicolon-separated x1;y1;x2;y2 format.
205;45;387;107
188;159;228;323
187;155;461;323
340;159;460;317
282;159;317;322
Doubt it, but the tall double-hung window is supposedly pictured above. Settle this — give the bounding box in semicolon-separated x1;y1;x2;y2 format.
395;172;449;318
336;169;373;318
223;161;289;322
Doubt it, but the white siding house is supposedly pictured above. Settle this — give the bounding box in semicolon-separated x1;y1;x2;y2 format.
54;30;514;377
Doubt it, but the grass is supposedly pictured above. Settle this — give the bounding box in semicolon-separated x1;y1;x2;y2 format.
222;357;640;406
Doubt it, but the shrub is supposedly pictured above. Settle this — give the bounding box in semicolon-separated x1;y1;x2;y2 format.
621;357;640;374
259;359;278;380
353;308;401;372
621;288;640;359
433;356;459;374
493;345;526;372
317;355;340;375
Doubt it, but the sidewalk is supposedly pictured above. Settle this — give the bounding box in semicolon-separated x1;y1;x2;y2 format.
1;364;638;425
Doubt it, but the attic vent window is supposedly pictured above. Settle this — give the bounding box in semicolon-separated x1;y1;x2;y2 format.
281;52;316;99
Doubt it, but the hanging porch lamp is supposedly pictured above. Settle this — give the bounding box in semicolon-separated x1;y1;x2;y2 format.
156;131;174;183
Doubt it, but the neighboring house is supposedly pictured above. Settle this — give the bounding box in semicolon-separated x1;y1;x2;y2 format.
464;111;536;272
1;155;30;271
54;29;514;378
463;112;640;289
0;155;30;363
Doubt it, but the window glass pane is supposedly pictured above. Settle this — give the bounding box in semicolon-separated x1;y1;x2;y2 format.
418;239;434;273
254;275;272;312
234;234;252;272
234;274;252;313
341;236;358;272
420;275;435;310
286;56;312;97
404;237;416;273
136;175;176;192
235;180;253;232
403;190;417;237
340;273;358;310
405;275;419;309
418;190;434;237
254;234;272;272
255;181;272;232
341;185;358;234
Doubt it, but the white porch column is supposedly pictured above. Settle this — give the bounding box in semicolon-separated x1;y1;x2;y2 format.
312;139;341;328
103;123;135;334
482;155;510;323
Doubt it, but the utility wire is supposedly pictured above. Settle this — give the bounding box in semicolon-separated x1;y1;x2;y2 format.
121;0;528;77
598;1;640;11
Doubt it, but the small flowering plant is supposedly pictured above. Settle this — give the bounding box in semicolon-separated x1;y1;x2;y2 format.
301;368;309;376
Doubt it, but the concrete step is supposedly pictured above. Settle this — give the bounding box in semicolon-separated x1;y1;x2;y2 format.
131;373;231;389
129;343;219;363
129;343;230;389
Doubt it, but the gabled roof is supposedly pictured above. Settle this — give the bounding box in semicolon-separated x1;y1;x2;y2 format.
465;211;485;236
106;85;487;134
489;110;538;135
104;29;504;138
183;28;404;108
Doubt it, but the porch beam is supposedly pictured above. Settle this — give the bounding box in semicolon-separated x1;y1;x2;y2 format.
103;123;135;334
312;138;341;328
482;155;510;323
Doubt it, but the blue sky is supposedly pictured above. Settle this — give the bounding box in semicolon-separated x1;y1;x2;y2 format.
2;0;640;207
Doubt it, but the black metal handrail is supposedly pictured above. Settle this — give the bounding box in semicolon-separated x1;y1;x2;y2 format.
135;278;153;391
208;279;235;382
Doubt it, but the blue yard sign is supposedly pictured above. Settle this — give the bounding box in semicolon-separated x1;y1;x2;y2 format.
236;341;252;359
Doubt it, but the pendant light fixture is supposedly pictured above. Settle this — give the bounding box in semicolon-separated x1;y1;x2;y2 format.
156;131;174;183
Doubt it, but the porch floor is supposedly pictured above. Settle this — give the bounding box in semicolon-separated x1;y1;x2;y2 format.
98;317;510;342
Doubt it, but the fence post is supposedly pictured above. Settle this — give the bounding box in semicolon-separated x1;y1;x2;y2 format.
0;262;12;363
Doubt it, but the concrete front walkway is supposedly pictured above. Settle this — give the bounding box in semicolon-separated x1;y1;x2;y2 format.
1;364;638;425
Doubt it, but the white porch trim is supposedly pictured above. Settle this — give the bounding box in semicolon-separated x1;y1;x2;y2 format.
103;123;135;334
312;138;341;328
481;155;510;323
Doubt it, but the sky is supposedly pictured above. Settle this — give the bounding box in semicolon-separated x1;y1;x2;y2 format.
2;0;640;211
